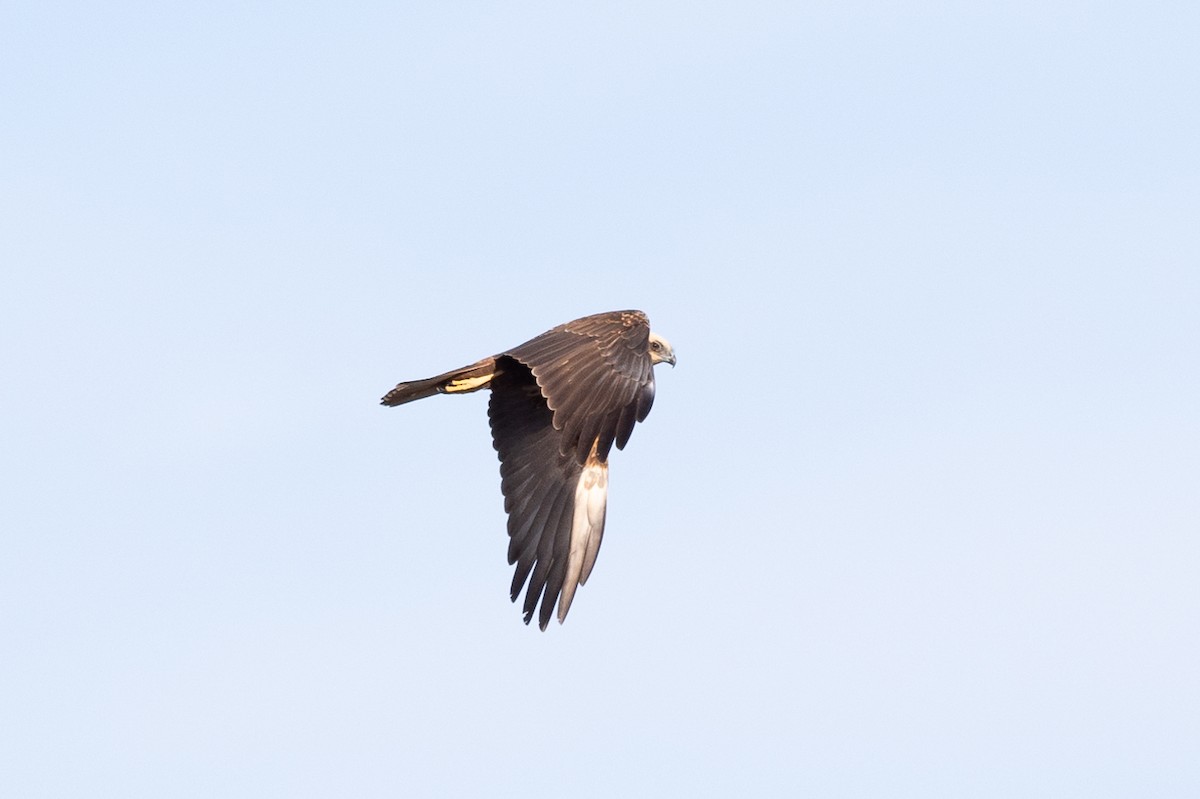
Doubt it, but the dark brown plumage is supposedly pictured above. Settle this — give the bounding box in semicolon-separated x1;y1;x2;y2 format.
381;310;675;629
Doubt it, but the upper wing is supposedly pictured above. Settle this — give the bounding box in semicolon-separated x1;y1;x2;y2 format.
504;310;657;463
487;310;656;628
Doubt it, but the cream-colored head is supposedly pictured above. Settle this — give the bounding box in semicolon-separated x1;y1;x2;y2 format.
648;332;677;367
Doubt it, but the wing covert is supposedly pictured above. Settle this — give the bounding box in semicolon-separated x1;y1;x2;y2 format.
504;310;655;463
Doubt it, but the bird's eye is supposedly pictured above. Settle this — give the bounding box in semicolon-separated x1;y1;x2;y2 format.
651;341;661;351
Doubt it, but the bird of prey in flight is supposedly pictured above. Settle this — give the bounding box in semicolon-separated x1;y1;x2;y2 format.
381;310;676;629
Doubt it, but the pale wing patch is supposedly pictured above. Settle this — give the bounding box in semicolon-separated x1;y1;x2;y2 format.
557;450;608;623
443;373;494;393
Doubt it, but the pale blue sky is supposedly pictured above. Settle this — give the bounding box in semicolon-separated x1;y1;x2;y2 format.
3;3;1198;796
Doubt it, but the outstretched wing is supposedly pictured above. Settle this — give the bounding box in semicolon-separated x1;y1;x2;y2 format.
487;310;657;628
506;310;657;464
488;362;586;629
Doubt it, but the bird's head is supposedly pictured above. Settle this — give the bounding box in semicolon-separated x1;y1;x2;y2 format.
648;332;677;367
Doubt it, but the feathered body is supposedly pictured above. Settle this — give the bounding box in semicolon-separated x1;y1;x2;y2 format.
381;310;675;629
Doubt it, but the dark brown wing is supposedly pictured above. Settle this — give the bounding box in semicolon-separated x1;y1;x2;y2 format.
487;310;658;628
488;358;583;629
505;310;656;464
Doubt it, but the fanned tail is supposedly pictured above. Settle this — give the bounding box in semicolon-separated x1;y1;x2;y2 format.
380;357;497;406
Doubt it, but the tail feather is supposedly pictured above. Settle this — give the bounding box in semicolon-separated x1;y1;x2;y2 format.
380;358;497;406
